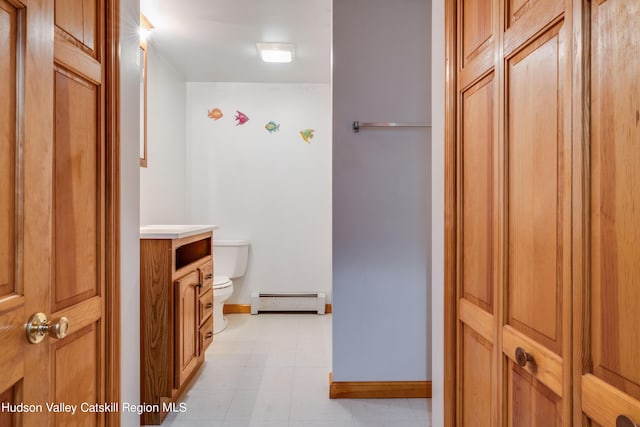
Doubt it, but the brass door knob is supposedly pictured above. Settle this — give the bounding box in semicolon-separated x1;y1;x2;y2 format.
515;347;534;368
26;312;70;344
617;415;639;427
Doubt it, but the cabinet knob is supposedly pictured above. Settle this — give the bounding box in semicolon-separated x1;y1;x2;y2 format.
617;415;639;427
205;332;213;339
205;273;213;280
515;347;534;368
196;282;202;288
205;303;213;309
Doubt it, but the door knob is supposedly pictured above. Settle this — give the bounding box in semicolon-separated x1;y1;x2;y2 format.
515;347;534;368
617;415;639;427
26;312;70;344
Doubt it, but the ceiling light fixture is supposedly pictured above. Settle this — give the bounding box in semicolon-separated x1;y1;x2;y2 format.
256;42;295;63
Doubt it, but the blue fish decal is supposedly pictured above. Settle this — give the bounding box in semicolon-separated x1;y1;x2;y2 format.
264;121;280;133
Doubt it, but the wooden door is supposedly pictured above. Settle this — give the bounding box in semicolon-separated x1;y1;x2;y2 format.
577;0;640;425
454;0;573;425
175;271;199;388
0;0;112;425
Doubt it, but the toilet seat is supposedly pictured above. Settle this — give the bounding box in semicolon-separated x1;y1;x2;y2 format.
213;275;232;290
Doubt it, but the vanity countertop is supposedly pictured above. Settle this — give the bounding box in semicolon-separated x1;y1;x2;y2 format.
140;224;218;239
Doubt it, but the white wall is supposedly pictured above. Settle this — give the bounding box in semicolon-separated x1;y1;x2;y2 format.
332;0;431;381
140;43;187;225
185;83;332;304
431;0;445;423
119;0;140;425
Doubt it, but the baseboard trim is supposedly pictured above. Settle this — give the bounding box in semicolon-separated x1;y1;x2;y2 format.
223;303;332;314
329;372;432;399
223;304;252;314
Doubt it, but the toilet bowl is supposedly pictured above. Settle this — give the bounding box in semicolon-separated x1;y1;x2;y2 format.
212;240;249;334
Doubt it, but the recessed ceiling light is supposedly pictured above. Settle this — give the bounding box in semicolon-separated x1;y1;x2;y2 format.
256;43;295;63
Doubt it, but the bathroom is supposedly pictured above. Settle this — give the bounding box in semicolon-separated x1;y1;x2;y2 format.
136;0;431;424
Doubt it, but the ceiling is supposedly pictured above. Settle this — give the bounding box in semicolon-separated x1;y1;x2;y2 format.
142;0;332;83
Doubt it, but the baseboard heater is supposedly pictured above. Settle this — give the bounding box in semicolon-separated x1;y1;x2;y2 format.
251;291;326;314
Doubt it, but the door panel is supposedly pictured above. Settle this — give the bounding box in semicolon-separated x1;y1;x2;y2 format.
583;0;640;424
504;12;571;425
0;0;109;424
462;73;494;313
508;364;561;426
0;0;17;299
456;0;498;425
175;271;199;388
55;0;97;54
506;23;563;355
53;66;100;311
461;325;492;427
52;324;99;426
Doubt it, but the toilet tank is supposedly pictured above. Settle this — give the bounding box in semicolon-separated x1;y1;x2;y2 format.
213;240;249;279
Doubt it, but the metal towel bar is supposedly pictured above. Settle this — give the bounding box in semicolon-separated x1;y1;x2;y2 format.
352;121;431;133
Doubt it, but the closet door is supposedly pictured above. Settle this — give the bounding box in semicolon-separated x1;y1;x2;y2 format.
455;0;499;425
454;0;574;425
579;0;640;425
501;0;573;424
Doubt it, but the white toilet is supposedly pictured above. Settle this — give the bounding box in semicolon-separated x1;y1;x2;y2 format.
213;239;249;334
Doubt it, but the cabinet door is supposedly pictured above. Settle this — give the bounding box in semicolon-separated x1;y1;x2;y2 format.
175;271;199;387
580;1;640;425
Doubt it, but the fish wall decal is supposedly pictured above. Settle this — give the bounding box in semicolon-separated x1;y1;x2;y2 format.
300;129;315;143
207;108;223;120
235;111;250;126
264;121;280;133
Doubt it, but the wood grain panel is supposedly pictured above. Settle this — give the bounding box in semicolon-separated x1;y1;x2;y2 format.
55;0;83;43
507;24;563;354
175;271;199;388
0;384;16;426
461;73;494;312
461;0;493;66
0;0;17;298
583;374;640;427
503;0;564;58
503;325;563;397
52;324;100;426
198;288;213;326
506;0;563;31
55;0;97;53
459;298;494;343
461;325;492;427
329;374;432;399
53;66;99;312
590;0;640;402
508;363;561;426
0;301;25;394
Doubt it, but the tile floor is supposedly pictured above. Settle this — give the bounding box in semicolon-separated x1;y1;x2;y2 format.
164;313;432;427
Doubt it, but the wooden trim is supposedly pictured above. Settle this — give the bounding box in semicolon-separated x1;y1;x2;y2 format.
444;0;458;425
104;0;120;425
223;303;333;314
223;304;251;314
329;373;431;399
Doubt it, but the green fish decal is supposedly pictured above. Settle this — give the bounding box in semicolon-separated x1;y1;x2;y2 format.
300;129;315;144
264;121;280;133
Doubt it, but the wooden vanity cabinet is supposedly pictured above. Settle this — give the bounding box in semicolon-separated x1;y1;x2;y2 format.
140;231;214;425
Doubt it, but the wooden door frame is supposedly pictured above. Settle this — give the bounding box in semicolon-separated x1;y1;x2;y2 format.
105;0;120;425
443;0;457;426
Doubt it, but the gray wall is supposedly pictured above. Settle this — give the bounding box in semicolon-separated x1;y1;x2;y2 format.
140;43;187;225
120;0;141;425
332;0;431;381
431;0;445;422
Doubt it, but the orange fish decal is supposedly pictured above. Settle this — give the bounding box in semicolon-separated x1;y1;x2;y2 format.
208;108;223;120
